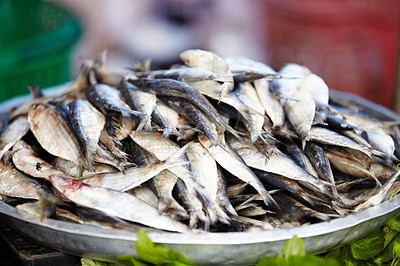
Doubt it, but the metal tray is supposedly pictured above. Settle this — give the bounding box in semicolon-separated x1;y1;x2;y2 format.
0;85;400;266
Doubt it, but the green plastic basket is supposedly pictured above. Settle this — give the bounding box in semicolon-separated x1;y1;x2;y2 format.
0;0;81;101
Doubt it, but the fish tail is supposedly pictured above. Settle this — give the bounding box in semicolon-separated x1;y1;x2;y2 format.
215;205;231;225
160;142;192;169
261;191;280;210
158;198;189;219
136;114;152;132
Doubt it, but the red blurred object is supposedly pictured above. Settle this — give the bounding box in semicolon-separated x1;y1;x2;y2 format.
263;0;400;108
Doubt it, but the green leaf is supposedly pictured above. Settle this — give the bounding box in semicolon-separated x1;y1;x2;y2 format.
255;257;278;266
117;255;149;266
350;229;386;260
393;235;400;260
385;229;399;248
325;246;353;266
81;258;115;266
288;255;339;266
277;235;306;259
387;213;400;232
134;230;196;266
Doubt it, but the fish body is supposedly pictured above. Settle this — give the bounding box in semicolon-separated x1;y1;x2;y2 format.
28;104;83;174
50;175;190;232
119;80;155;131
12;140;67;180
67;98;106;170
152;99;184;138
0;116;30;159
0;163;47;200
81;143;190;191
86;83;142;118
198;134;278;208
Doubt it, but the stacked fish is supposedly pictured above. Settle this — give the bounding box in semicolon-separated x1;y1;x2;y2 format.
1;49;400;233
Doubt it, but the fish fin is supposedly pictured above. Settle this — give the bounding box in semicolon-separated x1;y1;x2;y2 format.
158;198;189;220
136;114;152;132
28;84;43;99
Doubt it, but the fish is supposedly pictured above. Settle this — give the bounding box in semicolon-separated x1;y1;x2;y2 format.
283;84;316;148
49;175;191;233
130;186;159;209
104;112;136;141
325;148;381;186
0;162;49;200
253;78;285;128
80;143;190;192
0;116;30;160
284;140;319;178
198;133;279;208
254;169;316;206
270;63;311;100
90;49;125;86
354;170;400;212
227;137;335;199
308;127;373;158
304;142;339;199
298;74;329;107
180;49;234;99
175;178;209;228
85;78;143;118
216;167;237;216
134;67;232;83
67;98;106;171
149;170;189;219
28;103;83;176
12;140;67;180
128;78;242;141
186;142;230;224
16;193;57;220
166;96;221;146
118;79;156;131
225;56;279;83
189;79;264;143
152;99;185;138
361;129;395;158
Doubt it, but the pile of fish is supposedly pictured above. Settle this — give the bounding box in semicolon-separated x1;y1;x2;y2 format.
1;48;400;233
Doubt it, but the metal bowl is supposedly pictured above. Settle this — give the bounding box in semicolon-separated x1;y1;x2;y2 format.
0;85;399;266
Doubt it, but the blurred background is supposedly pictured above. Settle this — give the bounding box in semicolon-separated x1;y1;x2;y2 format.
0;0;399;109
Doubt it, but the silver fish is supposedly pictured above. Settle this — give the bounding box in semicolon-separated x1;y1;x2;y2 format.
152;99;185;138
225;56;279;82
253;78;285;128
28;104;83;175
284;84;316;148
175;178;209;228
198;133;279;208
180;49;234;99
86;82;142;118
136;67;232;83
299;74;329;107
49;175;191;233
354;170;400;212
119;79;156;131
309;127;373;157
186;142;230;224
271;63;311;99
0;116;30;159
80;143;190;192
304;142;339;199
0;162;48;200
150;170;189;219
12;140;67;180
228;137;335;199
67;98;106;171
